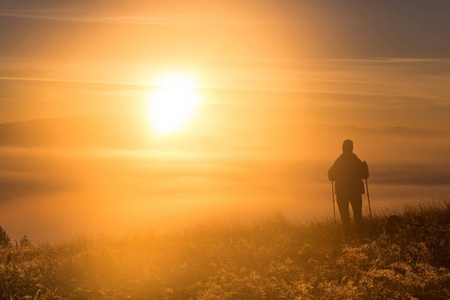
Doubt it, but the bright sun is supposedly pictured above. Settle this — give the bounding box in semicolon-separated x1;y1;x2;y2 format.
147;74;203;135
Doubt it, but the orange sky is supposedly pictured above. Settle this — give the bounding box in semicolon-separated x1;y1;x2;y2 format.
1;1;449;127
0;0;449;240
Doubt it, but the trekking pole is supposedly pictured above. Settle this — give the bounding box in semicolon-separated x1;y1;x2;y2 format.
331;181;336;223
365;178;372;221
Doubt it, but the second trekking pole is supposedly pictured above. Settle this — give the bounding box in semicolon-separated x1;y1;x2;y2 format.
365;178;372;221
332;181;336;223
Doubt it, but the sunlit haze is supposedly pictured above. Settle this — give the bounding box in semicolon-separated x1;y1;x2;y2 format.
0;0;449;242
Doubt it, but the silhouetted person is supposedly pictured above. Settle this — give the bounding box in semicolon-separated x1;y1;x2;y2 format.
328;140;369;236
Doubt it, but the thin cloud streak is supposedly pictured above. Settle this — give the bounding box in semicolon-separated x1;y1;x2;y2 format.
0;9;275;26
0;72;448;112
0;76;150;88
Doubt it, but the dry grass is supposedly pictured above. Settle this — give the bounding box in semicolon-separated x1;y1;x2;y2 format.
0;199;449;299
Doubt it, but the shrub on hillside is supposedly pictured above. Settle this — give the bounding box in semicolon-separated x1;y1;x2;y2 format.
0;226;10;247
20;235;32;247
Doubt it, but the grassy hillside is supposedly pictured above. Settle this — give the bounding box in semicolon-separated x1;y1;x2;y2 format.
0;200;449;299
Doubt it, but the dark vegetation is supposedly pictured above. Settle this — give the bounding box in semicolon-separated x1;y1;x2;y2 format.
0;200;449;299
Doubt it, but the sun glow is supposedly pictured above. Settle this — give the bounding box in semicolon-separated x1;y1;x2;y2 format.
147;74;203;135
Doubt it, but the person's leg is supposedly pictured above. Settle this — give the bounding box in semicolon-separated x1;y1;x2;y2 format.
350;194;363;235
337;195;350;236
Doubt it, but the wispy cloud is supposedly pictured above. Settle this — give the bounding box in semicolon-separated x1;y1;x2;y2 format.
0;7;272;25
0;76;147;88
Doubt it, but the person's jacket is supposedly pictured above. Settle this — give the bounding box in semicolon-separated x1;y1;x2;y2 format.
328;153;369;195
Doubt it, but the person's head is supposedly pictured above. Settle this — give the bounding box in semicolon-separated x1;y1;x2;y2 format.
342;139;353;153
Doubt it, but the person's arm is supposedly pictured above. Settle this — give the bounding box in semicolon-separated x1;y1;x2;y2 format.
361;161;369;179
328;159;339;181
328;166;336;181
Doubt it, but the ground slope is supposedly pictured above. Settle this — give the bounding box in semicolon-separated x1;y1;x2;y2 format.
0;201;449;299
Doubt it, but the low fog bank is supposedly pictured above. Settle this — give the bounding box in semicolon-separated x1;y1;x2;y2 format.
0;116;449;241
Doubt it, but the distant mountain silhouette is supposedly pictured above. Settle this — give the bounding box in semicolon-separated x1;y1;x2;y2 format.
0;116;449;148
308;123;450;138
0;115;152;148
